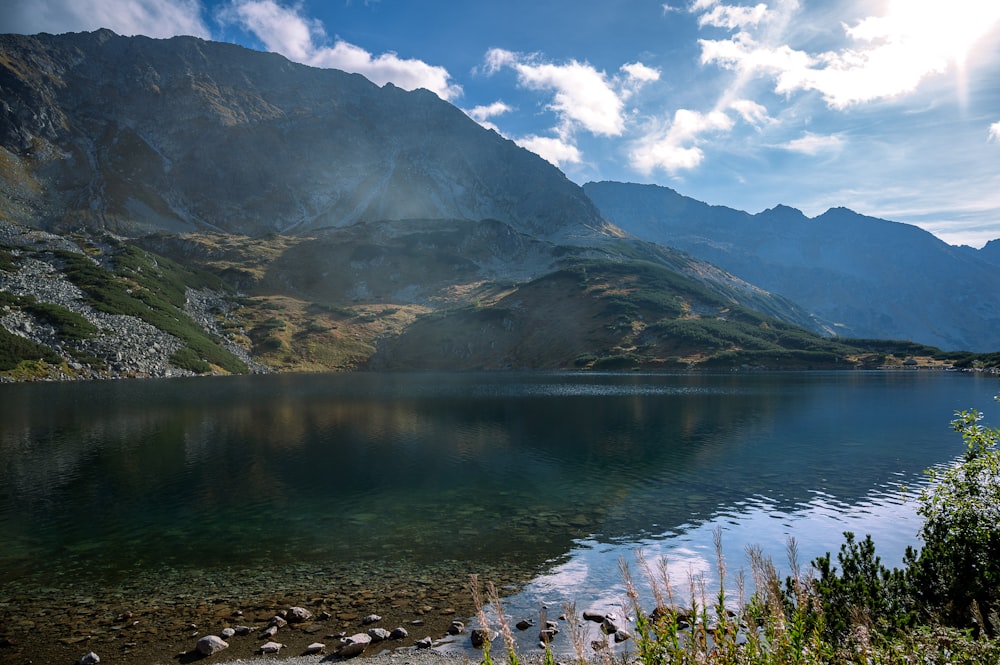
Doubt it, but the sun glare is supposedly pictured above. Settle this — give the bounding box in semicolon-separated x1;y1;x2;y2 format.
845;0;1000;108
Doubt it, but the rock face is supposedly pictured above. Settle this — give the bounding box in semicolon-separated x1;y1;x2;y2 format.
0;30;606;242
585;181;1000;352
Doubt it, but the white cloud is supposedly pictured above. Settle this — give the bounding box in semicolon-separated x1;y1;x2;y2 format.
989;122;1000;143
515;135;582;167
698;0;1000;108
466;101;512;123
485;48;626;137
0;0;210;38
464;101;513;132
697;3;768;30
729;99;769;125
619;62;661;101
630;108;735;174
221;0;461;100
781;132;844;155
621;62;661;84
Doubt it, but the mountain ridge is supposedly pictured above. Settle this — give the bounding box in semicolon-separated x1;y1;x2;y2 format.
0;29;607;241
0;30;995;379
584;181;1000;351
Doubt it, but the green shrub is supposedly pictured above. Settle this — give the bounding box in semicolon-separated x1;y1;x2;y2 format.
813;533;914;644
22;299;98;341
906;402;1000;633
0;328;61;371
170;347;213;374
0;247;18;272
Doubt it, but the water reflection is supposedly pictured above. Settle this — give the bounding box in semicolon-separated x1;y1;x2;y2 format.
0;371;994;611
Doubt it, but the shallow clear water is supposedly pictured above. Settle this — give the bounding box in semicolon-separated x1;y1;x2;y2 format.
0;370;996;649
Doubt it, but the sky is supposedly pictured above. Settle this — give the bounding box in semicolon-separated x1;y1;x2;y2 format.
3;1;1000;247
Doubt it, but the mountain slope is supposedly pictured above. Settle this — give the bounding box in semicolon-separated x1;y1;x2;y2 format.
0;29;605;240
584;181;1000;352
0;30;973;378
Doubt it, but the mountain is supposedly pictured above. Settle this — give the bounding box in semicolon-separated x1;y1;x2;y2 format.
0;30;974;379
0;29;606;240
584;181;1000;352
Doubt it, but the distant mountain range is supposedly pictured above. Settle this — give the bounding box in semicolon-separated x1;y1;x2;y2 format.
584;182;1000;352
0;30;996;379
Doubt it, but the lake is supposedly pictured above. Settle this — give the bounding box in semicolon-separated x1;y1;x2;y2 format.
0;370;996;661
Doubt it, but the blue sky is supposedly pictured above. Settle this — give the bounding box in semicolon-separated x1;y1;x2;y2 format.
4;1;1000;247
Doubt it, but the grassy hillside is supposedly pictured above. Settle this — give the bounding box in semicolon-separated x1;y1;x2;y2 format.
2;222;987;380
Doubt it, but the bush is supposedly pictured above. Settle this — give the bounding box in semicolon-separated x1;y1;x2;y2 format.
170;347;213;374
815;396;1000;643
22;299;98;341
813;533;914;644
0;328;61;370
906;401;1000;633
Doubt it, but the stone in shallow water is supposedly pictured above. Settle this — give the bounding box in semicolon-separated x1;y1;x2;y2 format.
389;626;409;640
287;606;312;623
78;652;100;665
220;627;236;639
415;636;433;649
470;628;497;648
196;635;229;656
304;642;325;654
337;632;372;658
368;627;391;642
361;614;381;625
259;641;284;654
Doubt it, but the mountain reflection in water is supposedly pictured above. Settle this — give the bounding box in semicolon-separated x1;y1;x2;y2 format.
0;371;995;636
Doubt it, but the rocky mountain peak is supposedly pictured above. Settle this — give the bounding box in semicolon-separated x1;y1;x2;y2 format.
0;30;606;239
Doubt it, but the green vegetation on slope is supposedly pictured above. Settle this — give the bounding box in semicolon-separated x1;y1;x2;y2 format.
376;257;864;370
56;244;247;374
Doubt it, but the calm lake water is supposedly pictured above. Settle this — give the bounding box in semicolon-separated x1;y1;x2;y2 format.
1;370;997;653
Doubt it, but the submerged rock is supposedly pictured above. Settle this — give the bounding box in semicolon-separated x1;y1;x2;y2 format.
78;653;100;665
361;614;382;625
304;642;325;654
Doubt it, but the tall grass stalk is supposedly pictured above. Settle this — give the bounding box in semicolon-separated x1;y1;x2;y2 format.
487;580;520;665
469;574;494;665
